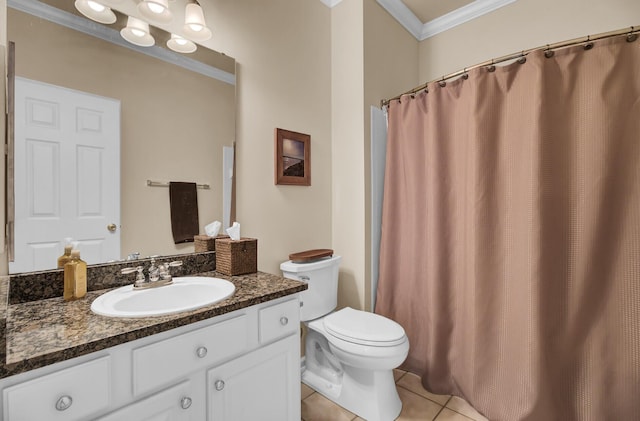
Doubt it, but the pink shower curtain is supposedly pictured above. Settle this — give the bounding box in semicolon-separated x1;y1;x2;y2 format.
375;35;640;420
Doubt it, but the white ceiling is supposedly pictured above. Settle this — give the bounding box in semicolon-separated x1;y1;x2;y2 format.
320;0;518;41
402;0;474;23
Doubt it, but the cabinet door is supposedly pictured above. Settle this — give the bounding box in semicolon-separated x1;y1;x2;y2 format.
208;335;300;421
97;381;200;421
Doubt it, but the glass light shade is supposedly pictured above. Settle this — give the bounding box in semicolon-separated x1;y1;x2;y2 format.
120;17;155;47
74;0;116;24
138;0;173;24
167;34;197;54
183;3;212;41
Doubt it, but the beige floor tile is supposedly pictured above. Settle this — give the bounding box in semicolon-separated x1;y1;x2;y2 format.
394;368;407;382
395;386;443;421
396;372;451;406
301;382;315;400
446;396;488;421
301;392;356;421
434;408;475;421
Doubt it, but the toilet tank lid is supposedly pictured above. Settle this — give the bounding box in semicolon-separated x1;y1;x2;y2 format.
280;255;342;273
323;307;406;345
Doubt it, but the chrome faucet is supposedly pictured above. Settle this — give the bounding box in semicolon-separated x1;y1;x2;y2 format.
121;258;183;289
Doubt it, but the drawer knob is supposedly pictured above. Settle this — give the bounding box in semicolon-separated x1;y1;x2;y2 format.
55;395;73;411
215;380;225;391
181;396;192;410
196;346;208;358
280;316;289;326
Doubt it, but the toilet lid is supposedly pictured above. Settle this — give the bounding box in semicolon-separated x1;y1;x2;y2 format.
323;307;407;346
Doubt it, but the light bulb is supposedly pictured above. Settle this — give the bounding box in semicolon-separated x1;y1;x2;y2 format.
167;34;197;53
87;1;105;12
188;23;204;32
147;2;165;14
131;28;146;37
138;0;172;24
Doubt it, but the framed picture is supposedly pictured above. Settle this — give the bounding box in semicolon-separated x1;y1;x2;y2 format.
274;128;311;186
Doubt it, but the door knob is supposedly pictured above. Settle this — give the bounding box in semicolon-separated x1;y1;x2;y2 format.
107;223;117;232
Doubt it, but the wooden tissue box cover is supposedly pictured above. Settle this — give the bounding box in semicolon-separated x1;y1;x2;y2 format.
194;235;229;252
215;237;258;275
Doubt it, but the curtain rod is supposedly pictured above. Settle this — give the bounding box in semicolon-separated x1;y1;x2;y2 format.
381;25;639;107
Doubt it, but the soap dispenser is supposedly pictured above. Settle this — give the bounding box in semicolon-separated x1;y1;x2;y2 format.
57;237;73;268
63;250;87;301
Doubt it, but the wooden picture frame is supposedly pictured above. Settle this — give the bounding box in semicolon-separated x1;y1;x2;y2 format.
274;128;311;186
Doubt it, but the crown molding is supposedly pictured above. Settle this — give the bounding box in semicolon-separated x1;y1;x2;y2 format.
376;0;518;41
421;0;518;39
375;0;423;39
319;0;344;8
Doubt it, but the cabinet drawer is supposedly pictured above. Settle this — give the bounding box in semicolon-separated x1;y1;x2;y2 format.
97;380;197;421
3;356;111;421
133;314;249;396
259;298;300;344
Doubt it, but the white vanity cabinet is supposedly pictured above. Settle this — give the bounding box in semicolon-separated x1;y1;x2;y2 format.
0;295;301;421
96;380;197;421
2;356;111;421
208;335;299;420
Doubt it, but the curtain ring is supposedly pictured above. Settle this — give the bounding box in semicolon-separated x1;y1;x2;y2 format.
584;35;593;50
461;68;469;80
517;52;526;64
627;27;638;42
544;45;555;58
438;77;446;88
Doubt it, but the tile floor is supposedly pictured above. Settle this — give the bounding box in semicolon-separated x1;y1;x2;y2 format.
301;369;489;421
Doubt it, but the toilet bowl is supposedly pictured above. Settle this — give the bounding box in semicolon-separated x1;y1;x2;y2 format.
281;255;409;421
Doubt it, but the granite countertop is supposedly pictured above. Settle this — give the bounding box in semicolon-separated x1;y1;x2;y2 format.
0;271;306;379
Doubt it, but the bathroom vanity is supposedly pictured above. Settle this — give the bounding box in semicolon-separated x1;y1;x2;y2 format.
0;270;305;420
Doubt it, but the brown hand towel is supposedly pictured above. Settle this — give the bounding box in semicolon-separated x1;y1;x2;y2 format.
169;182;199;244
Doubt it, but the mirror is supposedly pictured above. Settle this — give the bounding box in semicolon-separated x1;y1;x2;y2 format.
7;0;236;273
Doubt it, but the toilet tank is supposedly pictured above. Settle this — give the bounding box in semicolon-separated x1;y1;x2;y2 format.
280;255;342;322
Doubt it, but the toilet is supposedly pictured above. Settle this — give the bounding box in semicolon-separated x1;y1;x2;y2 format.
281;255;409;421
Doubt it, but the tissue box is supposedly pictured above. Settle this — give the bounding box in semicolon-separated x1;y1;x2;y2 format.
215;237;258;275
194;235;229;252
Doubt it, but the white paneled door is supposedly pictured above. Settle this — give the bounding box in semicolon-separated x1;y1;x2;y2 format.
11;77;120;273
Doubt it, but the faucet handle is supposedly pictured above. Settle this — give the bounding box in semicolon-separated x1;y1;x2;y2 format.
122;266;145;285
159;261;183;281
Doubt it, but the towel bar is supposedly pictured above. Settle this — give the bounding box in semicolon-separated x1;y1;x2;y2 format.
146;180;211;190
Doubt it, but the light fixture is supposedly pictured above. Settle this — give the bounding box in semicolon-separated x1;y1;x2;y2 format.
138;0;173;24
167;34;197;54
74;0;116;24
120;17;155;47
183;1;212;41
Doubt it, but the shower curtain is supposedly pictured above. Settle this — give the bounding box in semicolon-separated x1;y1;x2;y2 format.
375;35;640;421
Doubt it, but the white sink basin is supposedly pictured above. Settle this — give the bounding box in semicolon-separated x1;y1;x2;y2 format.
91;277;235;318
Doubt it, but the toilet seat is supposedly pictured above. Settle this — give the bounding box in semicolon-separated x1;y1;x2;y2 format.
323;307;407;347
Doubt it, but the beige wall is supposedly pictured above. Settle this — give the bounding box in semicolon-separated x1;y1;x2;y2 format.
8;9;235;261
206;0;333;276
331;0;366;310
418;0;640;82
363;0;418;309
